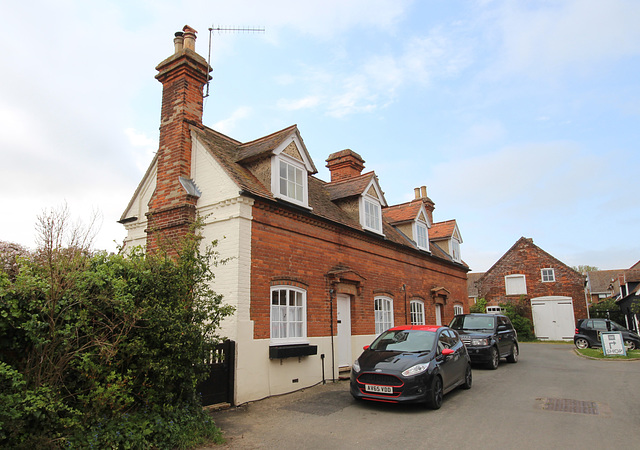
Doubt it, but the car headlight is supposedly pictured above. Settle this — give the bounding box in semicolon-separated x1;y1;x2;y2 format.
401;362;430;377
471;338;489;346
352;359;360;372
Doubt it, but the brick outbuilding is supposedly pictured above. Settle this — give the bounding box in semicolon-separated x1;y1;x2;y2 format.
475;237;587;340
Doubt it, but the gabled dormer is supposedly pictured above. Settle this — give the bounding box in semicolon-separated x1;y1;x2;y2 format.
430;219;463;263
236;125;317;209
383;199;432;251
360;177;386;234
325;150;387;236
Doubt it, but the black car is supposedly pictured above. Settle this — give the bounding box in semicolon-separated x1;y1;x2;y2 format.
350;325;471;409
449;313;519;369
574;318;640;350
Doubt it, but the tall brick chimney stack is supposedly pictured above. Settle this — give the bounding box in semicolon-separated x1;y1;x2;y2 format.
415;185;435;224
326;149;365;182
146;25;212;254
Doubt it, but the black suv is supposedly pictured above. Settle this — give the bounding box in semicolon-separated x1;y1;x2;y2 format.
574;318;640;350
449;313;519;369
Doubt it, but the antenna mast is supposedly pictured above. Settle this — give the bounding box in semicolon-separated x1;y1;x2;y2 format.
205;25;265;98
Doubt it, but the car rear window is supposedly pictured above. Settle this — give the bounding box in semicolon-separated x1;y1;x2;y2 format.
450;315;496;331
370;329;436;352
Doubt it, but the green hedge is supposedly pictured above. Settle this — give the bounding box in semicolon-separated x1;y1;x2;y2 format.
0;221;233;448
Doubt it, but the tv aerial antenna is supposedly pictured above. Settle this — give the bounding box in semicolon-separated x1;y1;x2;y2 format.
205;25;265;98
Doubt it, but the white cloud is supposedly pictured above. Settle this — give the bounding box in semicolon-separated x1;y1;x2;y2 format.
125;128;158;173
277;96;321;111
204;0;412;37
213;107;253;135
494;0;640;76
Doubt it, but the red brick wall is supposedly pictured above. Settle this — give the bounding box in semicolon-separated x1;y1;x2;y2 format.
477;238;587;320
250;200;469;339
147;50;210;254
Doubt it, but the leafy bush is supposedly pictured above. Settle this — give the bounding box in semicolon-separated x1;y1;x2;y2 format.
589;298;625;324
500;297;535;341
470;297;487;313
0;211;234;448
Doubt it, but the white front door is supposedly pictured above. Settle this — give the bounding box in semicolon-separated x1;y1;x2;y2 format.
531;296;575;340
435;304;442;326
337;294;352;367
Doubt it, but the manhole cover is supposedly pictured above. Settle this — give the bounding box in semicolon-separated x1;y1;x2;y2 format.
537;397;599;415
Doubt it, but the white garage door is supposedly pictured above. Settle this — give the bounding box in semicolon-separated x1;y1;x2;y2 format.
531;296;576;341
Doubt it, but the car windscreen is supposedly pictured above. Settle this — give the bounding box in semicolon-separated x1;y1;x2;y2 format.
450;315;496;331
610;321;629;331
369;329;436;352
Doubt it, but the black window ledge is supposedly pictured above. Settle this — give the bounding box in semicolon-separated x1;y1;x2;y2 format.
269;344;318;359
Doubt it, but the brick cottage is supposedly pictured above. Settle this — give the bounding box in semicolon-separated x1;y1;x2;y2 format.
120;26;469;405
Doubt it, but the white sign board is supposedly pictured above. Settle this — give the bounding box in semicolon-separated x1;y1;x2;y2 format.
601;331;626;356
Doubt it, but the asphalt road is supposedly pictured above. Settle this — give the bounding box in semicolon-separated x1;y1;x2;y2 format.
206;343;640;449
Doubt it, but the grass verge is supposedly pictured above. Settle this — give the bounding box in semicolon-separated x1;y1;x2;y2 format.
576;347;640;360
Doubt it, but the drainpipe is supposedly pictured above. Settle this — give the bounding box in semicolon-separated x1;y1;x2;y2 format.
402;284;408;324
329;289;336;382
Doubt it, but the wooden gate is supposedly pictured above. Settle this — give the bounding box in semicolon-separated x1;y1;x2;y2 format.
197;340;235;406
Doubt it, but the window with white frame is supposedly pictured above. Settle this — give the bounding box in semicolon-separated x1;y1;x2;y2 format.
362;196;382;233
374;296;394;334
453;304;464;315
271;286;307;344
451;238;461;262
410;300;425;325
541;268;555;282
505;274;527;295
415;222;429;250
273;155;308;207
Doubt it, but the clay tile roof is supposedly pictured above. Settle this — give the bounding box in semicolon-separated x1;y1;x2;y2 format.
235;124;298;163
190;123;465;269
383;201;422;224
625;270;640;283
430;220;456;240
587;269;623;293
192;126;273;199
324;172;375;201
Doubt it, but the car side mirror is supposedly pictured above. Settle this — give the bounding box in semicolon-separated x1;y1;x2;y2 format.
441;348;455;356
497;325;508;331
363;345;370;350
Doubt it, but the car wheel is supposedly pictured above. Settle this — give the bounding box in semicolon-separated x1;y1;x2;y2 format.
506;343;519;363
426;376;443;410
487;346;499;370
461;364;472;390
575;338;589;349
624;339;637;350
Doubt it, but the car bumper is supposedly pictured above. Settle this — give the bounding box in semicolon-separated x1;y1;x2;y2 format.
350;373;432;404
464;345;494;363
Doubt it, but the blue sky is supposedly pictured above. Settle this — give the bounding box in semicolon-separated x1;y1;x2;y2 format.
1;0;639;272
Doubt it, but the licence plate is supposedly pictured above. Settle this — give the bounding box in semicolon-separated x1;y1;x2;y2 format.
365;384;393;394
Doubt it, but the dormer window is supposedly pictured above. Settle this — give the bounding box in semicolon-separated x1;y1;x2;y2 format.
451;238;461;262
362;196;382;233
415;221;429;251
272;154;309;207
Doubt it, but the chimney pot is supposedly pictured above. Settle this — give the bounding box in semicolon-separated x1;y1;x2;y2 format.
414;187;421;199
421;186;427;198
173;31;184;53
182;25;197;51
